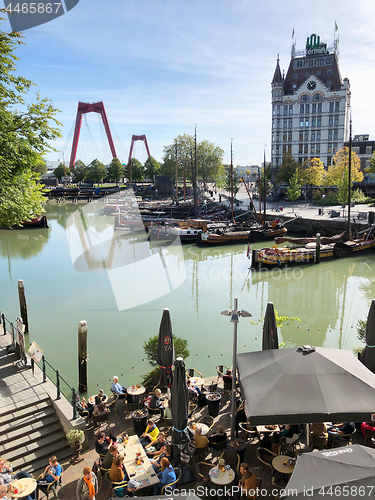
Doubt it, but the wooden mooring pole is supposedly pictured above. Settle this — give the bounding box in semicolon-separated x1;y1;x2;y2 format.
18;280;29;333
78;320;88;392
315;233;321;264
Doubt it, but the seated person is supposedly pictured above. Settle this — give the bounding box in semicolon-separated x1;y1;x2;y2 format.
235;401;247;438
92;399;108;418
102;444;119;470
187;379;205;406
109;454;128;483
120;479;140;497
31;456;62;499
153;458;176;495
110;376;127;399
164;399;172;419
310;422;328;447
194;426;209;449
140;419;160;447
98;388;107;401
327;422;355;448
150;444;173;473
208;425;227;448
274;424;299;444
0;458;13;485
145;432;167;457
361;421;375;439
94;431;116;456
223;369;232;385
75;395;94;419
150;389;165;418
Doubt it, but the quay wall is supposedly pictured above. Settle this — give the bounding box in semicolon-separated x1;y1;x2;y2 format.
269;215;366;237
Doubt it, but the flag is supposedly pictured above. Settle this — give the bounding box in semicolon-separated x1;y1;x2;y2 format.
247;244;251;259
335;21;338;31
292;27;294;38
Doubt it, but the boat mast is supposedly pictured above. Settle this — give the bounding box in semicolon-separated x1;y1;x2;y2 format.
258;168;262;224
263;147;266;226
194;125;198;217
348;111;352;238
230;139;234;222
175;141;178;201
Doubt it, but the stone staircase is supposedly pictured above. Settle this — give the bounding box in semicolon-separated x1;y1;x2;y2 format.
0;393;73;473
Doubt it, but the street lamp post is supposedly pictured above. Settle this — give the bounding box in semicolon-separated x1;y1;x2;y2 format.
221;298;252;441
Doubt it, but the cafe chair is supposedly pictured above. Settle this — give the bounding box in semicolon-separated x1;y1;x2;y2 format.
37;467;63;499
161;466;181;494
216;365;231;382
256;447;277;473
99;468;110;491
186;368;203;378
195;461;214;481
188;402;198;419
363;427;375;445
197;415;215;430
332;427;356;447
239;422;258;443
279;443;298;458
209;438;228;455
204;381;218;392
93;410;110;429
109;475;128;497
219;450;240;477
106;392;118;415
310;433;327;450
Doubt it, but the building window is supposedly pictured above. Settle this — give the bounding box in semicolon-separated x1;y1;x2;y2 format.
311;117;316;127
316;70;321;76
311;145;315;154
300;119;304;127
283;133;287;141
305;104;310;114
317;103;322;113
283;145;287;153
277;133;280;141
288;144;292;153
328;130;333;140
293;73;298;79
366;146;373;155
353;147;360;154
276;158;279;166
304;145;308;153
299;145;303;154
305;119;309;127
304;131;309;140
328;143;332;153
277;106;280;115
311;131;315;141
327;157;332;166
317;131;321;140
327;80;332;87
333;129;338;140
284;106;288;115
283;118;287;128
305;72;310;78
289;119;293;128
313;94;322;101
327;69;332;75
300;104;304;114
277;119;280;128
299;132;303;141
299;157;303;164
329;102;334;112
276;146;279;154
301;95;309;102
329;116;333;126
288;133;292;141
312;103;317;113
335;101;340;112
289;105;293;114
316;144;320;154
332;143;337;153
317;116;321;127
334;115;339;126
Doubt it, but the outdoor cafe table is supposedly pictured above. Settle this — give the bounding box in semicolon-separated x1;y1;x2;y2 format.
189;376;205;387
127;385;146;402
272;455;295;474
189;422;209;435
256;424;280;435
209;466;235;485
8;478;37;498
121;435;159;489
88;394;108;405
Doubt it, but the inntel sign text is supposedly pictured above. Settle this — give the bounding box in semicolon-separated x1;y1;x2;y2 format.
306;33;328;56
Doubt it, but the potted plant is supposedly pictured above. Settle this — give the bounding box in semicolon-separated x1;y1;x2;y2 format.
66;429;85;462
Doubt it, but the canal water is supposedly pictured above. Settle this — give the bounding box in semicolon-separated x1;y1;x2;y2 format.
0;201;374;394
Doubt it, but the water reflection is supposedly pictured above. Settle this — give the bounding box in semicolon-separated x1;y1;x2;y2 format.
0;229;50;260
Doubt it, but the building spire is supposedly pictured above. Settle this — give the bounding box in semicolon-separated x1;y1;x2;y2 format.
272;56;283;85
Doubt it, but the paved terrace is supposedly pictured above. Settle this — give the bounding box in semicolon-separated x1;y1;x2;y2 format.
1;326;373;499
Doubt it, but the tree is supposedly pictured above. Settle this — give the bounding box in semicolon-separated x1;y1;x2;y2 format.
71;160;87;184
365;152;375;174
336;167;350;207
125;158;144;182
33;160;48;176
144;156;161;180
286;170;301;213
107;157;124;185
224;168;240;198
301;157;325;186
143;334;189;367
196;140;224;184
0;19;61;227
53;163;66;182
324;147;363;187
276;152;300;185
86;159;107;185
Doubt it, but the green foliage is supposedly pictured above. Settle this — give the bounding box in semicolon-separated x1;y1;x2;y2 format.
86;159;107;185
351;189;373;204
251;310;301;329
53;163;66;181
357;319;366;344
276;152;300;185
66;429;84;446
313;190;338;206
125;158;144;182
365;151;375;174
259;165;272;198
0;24;61;226
33;160;47;176
143;334;189;367
286;171;301;212
141;366;161;387
224;168;240;198
197;140;224;184
144;156;161;180
71;160;87;184
107;157;124;184
336;168;349;206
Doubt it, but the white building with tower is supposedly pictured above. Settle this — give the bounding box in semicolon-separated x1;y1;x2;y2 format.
271;30;351;181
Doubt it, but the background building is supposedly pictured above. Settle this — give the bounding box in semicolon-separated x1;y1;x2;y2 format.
271;31;350;182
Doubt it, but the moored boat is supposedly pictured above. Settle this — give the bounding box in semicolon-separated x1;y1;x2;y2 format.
197;222;287;246
148;219;209;243
1;216;49;230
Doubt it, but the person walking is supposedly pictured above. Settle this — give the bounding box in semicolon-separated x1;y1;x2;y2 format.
76;467;98;500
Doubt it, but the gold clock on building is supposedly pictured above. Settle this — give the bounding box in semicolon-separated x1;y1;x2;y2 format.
307;80;316;90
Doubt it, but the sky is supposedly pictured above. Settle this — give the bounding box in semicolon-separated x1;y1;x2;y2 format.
1;0;375;167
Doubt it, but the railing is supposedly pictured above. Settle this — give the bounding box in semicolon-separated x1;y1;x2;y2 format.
1;312;77;420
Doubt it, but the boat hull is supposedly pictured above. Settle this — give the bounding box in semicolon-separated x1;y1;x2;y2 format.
197;226;287;246
1;216;49;229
